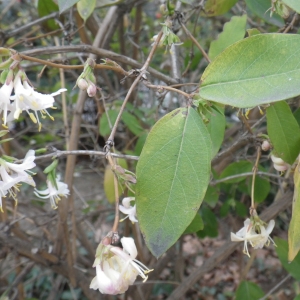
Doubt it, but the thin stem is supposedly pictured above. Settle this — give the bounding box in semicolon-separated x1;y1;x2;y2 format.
251;146;261;209
107;30;163;144
15;149;139;163
146;84;191;98
18;53;128;75
179;21;211;63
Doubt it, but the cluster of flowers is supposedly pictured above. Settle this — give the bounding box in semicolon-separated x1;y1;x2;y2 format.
90;235;152;294
231;218;276;257
0;149;69;212
0;70;66;131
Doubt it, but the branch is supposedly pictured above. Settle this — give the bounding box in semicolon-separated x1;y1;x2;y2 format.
20;45;178;84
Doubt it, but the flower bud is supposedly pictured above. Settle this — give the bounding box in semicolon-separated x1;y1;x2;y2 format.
87;83;97;97
273;163;288;172
270;154;285;165
261;140;271;151
77;78;88;90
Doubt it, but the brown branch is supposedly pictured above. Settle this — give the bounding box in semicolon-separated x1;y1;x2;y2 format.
20;45;178;85
166;191;293;300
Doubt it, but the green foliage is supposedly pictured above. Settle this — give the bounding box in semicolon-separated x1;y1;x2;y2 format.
235;281;265;300
99;109;119;137
136;107;212;257
57;0;79;13
37;0;60;31
288;161;300;261
204;105;225;158
204;0;239;16
200;34;300;108
77;0;96;22
266;101;300;164
245;0;284;26
220;161;252;183
121;111;144;136
197;206;218;238
281;0;300;13
275;237;300;279
209;15;247;60
183;213;204;234
203;185;219;208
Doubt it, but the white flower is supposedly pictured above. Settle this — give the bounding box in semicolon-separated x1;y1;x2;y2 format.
0;150;36;212
119;197;138;223
34;176;69;209
0;81;13;126
231;218;276;257
90;236;152;295
10;74;67;131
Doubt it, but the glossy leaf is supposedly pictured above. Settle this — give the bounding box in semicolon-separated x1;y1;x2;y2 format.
266;101;300;164
275;237;300;279
200;34;300;108
209;15;247;60
288;161;300;261
183;213;204;234
235;281;264;300
57;0;79;13
282;0;300;13
136;107;212;258
77;0;96;22
220;161;252;183
204;185;219;208
205;105;225;158
247;28;261;37
245;0;284;27
204;0;238;16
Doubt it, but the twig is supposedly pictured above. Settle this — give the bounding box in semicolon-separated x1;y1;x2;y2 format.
20;45;178;84
259;274;292;300
210;171;284;186
145;84;190;98
251;146;261;209
179;21;211;63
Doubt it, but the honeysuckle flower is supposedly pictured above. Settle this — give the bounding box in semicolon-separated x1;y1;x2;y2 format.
231;218;276;257
119;197;138;223
34;176;69;209
0;80;13;126
90;236;153;295
10;74;67;131
0;150;36;212
271;154;289;172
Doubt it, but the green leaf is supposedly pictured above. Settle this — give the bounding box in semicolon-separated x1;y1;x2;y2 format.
267;101;300;164
103;158;128;204
204;185;219;208
235;281;264;300
134;132;148;156
293;107;300;127
57;0;79;13
294;295;300;300
77;0;96;22
235;201;247;217
247;28;261;37
183;213;204;234
99;110;119;137
245;0;284;27
282;0;300;13
205;105;225;158
37;0;59;31
275;237;300;279
136;107;212;258
220;161;253;183
121;111;145;136
204;0;239;16
200;34;300;108
209;15;247;60
197;206;218;238
288;161;300;261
